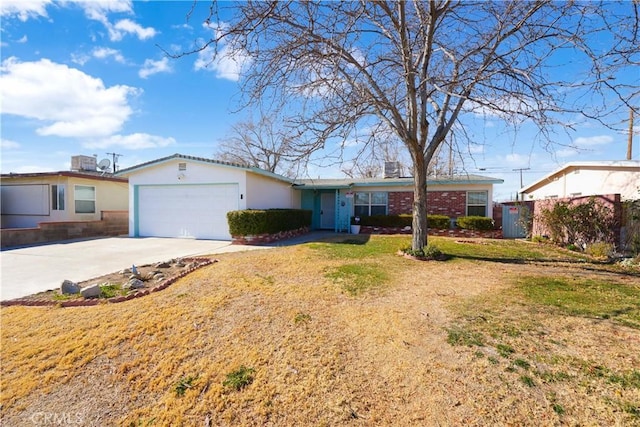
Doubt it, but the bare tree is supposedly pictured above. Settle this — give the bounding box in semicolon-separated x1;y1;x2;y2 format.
186;0;639;251
216;113;297;176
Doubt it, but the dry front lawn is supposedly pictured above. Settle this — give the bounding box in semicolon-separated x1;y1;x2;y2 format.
1;236;639;426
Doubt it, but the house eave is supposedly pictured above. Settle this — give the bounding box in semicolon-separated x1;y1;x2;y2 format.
115;153;294;184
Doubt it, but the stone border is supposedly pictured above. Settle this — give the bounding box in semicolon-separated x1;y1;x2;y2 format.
0;258;216;308
231;226;310;245
361;225;502;239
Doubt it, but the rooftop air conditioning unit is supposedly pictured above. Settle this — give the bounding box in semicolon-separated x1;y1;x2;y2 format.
71;155;97;171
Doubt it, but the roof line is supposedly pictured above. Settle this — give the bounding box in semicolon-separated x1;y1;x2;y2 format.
115;153;295;184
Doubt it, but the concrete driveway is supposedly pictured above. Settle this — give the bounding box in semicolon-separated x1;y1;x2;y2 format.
0;237;269;301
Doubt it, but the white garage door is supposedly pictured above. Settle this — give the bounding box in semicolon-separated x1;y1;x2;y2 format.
137;184;239;239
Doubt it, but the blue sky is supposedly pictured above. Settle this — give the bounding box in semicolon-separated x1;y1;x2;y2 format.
1;0;638;201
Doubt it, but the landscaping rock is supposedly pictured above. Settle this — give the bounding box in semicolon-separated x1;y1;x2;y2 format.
155;261;171;268
128;278;145;289
80;284;101;298
60;280;80;295
153;273;165;281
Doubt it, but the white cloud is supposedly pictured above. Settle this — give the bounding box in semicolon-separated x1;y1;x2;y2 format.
194;40;251;82
0;57;139;138
573;135;613;147
71;52;91;65
504;153;530;166
78;0;133;24
556;148;578;158
109;18;157;41
1;138;21;150
17;35;28;43
83;133;176;149
139;57;171;79
0;0;51;21
92;47;126;63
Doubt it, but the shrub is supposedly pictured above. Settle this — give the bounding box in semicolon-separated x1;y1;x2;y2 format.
537;197;617;248
456;216;495;230
586;242;615;259
427;215;451;229
227;209;311;236
623;199;640;255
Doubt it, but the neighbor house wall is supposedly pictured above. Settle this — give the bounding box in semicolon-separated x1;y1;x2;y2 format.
1;175;128;228
0;210;128;248
524;166;640;201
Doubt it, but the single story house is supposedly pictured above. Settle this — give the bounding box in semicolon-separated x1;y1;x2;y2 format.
519;160;640;201
115;154;300;240
296;175;502;232
1;171;128;229
116;153;503;240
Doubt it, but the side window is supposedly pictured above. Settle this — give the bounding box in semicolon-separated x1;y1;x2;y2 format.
74;185;96;214
51;185;65;211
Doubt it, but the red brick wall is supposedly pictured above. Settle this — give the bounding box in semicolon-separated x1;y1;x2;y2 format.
388;191;467;217
532;194;622;246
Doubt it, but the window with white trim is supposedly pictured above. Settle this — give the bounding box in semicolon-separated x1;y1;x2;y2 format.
354;192;387;217
74;185;95;214
466;191;488;216
51;185;65;211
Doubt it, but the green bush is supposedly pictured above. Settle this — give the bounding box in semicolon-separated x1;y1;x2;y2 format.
427;215;451;229
227;209;312;236
456;216;495;230
537;197;617;248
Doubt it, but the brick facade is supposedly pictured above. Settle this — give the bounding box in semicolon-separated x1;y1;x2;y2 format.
388;191;468;217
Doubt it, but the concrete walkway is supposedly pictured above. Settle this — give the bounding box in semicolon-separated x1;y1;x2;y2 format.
0;232;340;301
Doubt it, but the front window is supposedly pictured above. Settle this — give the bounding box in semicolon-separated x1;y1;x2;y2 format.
467;191;488;216
51;185;65;211
354;192;387;217
75;185;95;214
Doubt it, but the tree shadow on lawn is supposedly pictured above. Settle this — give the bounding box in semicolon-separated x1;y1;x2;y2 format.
450;254;640;278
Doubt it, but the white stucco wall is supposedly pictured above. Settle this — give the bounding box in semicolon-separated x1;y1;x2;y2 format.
524;167;640;201
246;173;299;209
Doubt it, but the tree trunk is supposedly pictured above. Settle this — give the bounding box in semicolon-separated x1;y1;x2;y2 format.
412;155;428;251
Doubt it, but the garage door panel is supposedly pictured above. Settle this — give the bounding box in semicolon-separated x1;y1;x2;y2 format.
138;184;238;239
